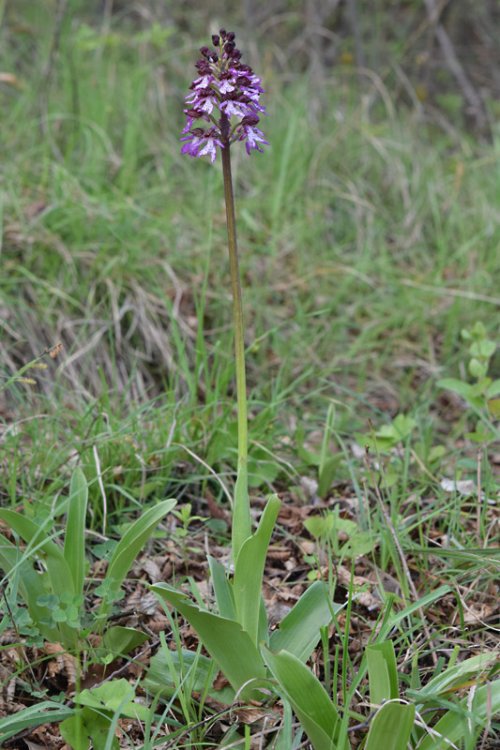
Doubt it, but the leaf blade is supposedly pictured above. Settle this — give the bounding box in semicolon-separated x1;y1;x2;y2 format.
63;468;89;597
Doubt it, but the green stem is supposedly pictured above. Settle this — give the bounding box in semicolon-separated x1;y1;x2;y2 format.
221;143;251;559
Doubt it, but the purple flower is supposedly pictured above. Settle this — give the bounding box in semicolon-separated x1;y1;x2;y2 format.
181;128;224;164
181;29;268;162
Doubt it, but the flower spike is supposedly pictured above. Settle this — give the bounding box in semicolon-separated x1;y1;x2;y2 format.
181;29;268;161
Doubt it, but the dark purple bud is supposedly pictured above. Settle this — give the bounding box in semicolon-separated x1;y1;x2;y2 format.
226;31;235;42
212;53;219;63
219;28;226;38
224;41;235;54
232;48;242;60
200;46;210;58
212;34;220;47
241;114;259;126
184;108;204;118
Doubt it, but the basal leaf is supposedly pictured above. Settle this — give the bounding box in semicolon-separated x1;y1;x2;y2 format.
152;583;268;701
365;702;415;750
64;468;89;598
208;555;235;619
233;494;280;645
366;641;399;705
0;533;59;642
269;581;338;662
100;499;175;615
262;646;339;750
0;509;75;598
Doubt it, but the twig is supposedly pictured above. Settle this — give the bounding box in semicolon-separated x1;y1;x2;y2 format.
423;0;488;133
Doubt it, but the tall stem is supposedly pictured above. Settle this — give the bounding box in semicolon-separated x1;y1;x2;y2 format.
221;142;251;558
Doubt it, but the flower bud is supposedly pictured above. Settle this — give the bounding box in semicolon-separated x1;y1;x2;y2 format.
212;34;220;47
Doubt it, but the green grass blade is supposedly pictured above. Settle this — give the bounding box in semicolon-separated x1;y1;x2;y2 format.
233;494;280;645
366;641;399;705
269;580;338;662
417;680;500;750
262;646;340;750
408;652;498;702
208;554;235;618
364;702;415;750
100;499;176;613
152;583;268;701
63;468;89;597
0;702;74;742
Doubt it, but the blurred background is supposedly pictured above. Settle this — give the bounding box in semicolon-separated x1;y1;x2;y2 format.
1;0;499;448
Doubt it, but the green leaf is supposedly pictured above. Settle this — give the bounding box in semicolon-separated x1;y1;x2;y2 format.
304;514;336;540
208;555;235;619
366;641;399;705
365;702;415;750
145;646;235;704
102;626;148;662
64;468;89;598
60;710;92;750
318;456;341;498
0;533;58;641
151;583;268;701
417;680;500;750
76;679;149;720
486;379;500;398
340;530;376;558
233;495;281;645
437;378;474;400
0;509;75;597
99;499;175;615
270;581;338;662
469;357;487;379
232;463;252;561
60;706;119;750
0;701;74;742
262;646;339;750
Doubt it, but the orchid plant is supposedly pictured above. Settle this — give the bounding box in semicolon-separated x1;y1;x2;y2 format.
151;29;339;733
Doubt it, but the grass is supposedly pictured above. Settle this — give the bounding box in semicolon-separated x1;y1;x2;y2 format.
0;6;499;749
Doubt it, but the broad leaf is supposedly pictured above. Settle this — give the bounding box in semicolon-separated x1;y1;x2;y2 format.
145;646;235;704
76;679;150;720
102;626;148;662
0;509;75;597
365;702;415;750
152;583;268;701
64;468;89;597
270;581;338;662
262;646;339;750
0;533;59;641
366;641;399;705
100;499;175;615
233;494;280;645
